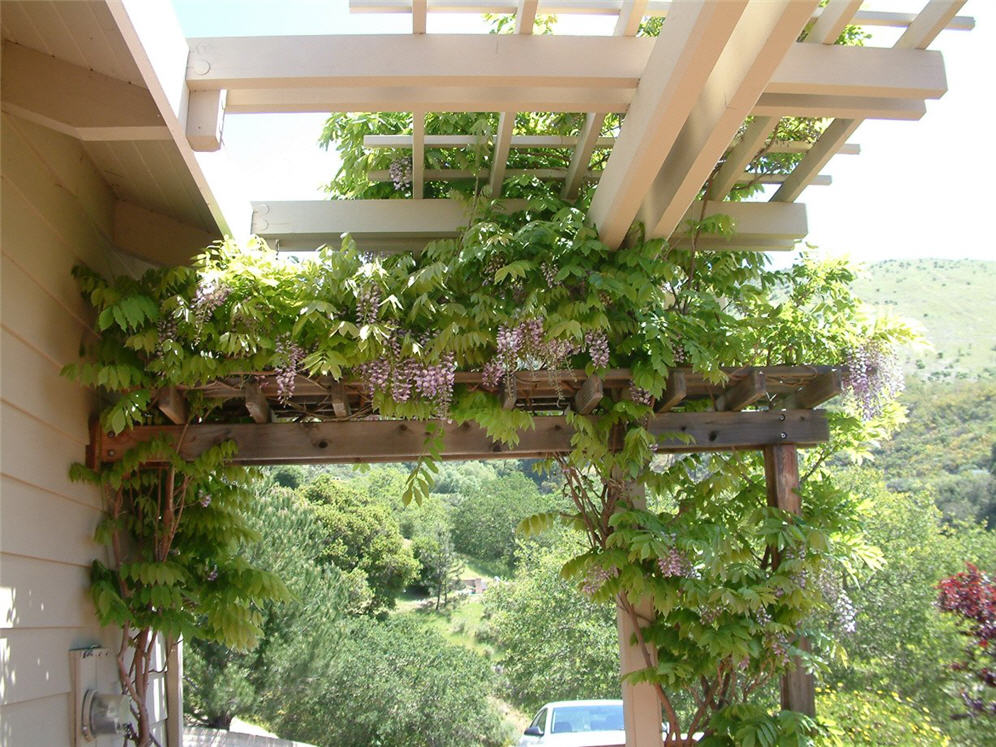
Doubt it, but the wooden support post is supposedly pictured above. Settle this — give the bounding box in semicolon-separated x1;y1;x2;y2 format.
615;481;664;747
763;444;816;717
165;636;183;747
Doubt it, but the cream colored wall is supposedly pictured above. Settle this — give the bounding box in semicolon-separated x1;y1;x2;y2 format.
1;113;166;746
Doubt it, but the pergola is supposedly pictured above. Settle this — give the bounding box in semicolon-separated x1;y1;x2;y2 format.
4;0;971;744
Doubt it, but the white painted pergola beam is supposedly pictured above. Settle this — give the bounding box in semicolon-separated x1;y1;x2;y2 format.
805;0;862;45
348;1;975;32
587;1;748;248
0;41;170;142
363;133;856;156
364;134;617;148
187;36;947;109
636;0;818;243
105;0;251;239
251;198;807;253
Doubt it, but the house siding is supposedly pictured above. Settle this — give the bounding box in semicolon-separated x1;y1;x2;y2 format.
1;113;167;746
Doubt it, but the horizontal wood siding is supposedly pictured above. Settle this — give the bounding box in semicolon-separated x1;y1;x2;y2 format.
1;113;166;743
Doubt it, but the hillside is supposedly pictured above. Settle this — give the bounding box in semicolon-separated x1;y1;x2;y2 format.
853;258;996;525
851;258;996;380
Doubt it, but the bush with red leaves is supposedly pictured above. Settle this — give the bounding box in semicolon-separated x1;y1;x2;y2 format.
938;563;996;718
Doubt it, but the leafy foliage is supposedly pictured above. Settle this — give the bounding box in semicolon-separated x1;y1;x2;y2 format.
299;474;419;616
450;472;558;573
68;161;912;742
483;537;621;713
938;563;996;721
285;615;511;747
183;484;347;731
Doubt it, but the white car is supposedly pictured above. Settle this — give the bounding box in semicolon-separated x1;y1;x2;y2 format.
517;700;626;747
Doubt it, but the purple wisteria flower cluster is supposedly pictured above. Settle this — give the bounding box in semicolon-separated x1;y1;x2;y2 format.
192;279;232;327
358;329;456;416
581;565;618;597
816;566;857;635
389;157;413;191
482;318;611;389
842;339;904;420
274;336;305;403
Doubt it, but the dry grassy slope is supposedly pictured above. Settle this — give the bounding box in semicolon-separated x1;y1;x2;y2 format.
850;258;996;380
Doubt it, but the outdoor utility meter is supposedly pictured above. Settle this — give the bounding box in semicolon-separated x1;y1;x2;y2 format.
71;647;134;745
81;689;132;740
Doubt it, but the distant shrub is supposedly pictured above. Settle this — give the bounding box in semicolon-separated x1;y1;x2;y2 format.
817;687;949;745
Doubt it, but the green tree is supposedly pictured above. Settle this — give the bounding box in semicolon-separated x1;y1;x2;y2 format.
301;474;419;615
823;468;996;746
484;536;620;712
451;472;556;573
286;616;511;747
184;484;347;730
412;530;465;610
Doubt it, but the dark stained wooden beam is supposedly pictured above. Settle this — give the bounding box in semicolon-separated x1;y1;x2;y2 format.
90;410;828;465
244;382;272;423
715;369;767;411
574;376;603;414
774;369;842;410
330;380;351;418
763;443;816;718
156;386;189;425
655;371;687;413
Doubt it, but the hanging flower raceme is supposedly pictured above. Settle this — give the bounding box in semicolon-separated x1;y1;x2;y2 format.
842;338;904;420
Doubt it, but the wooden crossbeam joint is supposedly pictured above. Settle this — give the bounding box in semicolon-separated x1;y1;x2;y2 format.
245;382;273;423
655;371;687;413
156;386;189;425
775;369;842;410
574;376;604;415
330;381;351;418
715;369;767;411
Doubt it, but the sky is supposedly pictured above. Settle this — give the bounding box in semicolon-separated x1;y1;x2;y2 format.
173;0;995;266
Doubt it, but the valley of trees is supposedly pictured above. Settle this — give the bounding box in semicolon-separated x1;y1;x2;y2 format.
185;407;996;745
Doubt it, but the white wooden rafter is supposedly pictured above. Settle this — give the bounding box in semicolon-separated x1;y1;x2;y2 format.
707;116;778;202
250;198;808;254
586;1;748;248
185;36;946;115
412;0;427;33
488;0;537;198
412;111;425;198
561;0;644;201
773;0;965;204
348;1;975;32
805;0;863;45
626;0;819;245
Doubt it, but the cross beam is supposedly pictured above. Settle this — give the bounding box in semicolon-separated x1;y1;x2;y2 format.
89;410;828;467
